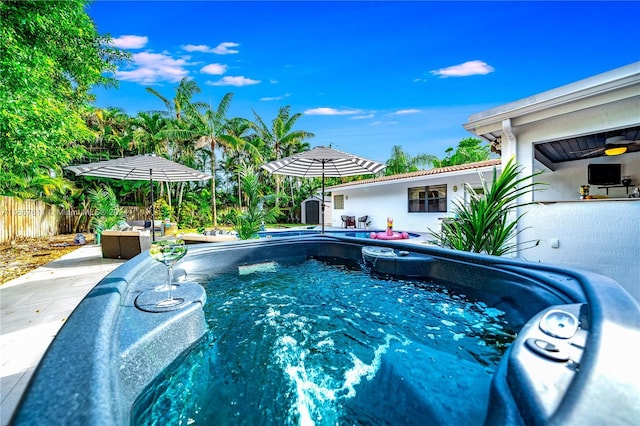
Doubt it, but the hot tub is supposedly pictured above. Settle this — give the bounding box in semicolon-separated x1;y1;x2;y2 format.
10;236;640;425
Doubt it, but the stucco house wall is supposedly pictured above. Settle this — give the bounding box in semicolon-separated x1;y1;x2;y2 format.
329;161;500;233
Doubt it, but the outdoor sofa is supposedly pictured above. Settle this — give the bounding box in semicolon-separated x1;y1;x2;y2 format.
101;229;151;259
126;220;163;234
179;232;239;245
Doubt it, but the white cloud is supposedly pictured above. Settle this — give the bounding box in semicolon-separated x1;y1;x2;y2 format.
260;93;292;101
431;60;495;77
391;109;421;115
182;42;240;55
304;107;362;116
351;113;375;120
112;35;148;49
213;42;240;55
115;52;189;84
369;120;398;126
206;76;260;87
201;63;228;75
183;44;212;52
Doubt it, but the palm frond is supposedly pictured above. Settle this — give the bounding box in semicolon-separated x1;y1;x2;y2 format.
428;157;545;256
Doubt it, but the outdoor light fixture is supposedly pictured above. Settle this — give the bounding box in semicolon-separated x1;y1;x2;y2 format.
604;146;627;156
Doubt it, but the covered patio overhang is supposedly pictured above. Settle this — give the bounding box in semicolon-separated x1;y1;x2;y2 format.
531;125;640;170
462;62;640;171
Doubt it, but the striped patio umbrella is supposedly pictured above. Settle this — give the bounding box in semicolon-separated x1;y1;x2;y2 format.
261;146;386;233
66;154;212;240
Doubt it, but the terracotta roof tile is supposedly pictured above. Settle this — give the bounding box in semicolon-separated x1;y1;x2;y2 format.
327;159;501;189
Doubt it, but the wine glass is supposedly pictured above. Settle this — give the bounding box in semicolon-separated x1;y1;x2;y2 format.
149;239;188;308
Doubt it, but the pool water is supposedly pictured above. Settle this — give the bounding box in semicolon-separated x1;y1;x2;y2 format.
258;229;421;239
132;259;517;425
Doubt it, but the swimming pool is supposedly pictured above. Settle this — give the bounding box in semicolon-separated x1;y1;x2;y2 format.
11;235;640;425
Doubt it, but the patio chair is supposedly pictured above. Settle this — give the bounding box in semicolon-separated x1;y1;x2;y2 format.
357;215;368;228
341;215;356;229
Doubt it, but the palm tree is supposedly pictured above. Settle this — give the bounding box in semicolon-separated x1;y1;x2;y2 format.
146;77;206;121
219;117;261;208
86;107;130;158
132;112;168;155
385;145;439;175
186;93;236;226
252;106;315;208
146;77;207;218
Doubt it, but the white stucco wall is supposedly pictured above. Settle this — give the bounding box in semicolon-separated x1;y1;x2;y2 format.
330;168;498;233
519;200;640;301
503;90;640;300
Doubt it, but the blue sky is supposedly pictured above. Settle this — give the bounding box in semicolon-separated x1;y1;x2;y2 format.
88;1;640;163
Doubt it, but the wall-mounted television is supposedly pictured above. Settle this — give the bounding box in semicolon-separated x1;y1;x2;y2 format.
588;163;621;186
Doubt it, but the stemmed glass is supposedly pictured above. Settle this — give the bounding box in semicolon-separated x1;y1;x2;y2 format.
149;239;188;308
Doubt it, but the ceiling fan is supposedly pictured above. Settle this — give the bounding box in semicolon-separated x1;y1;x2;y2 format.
574;135;640;158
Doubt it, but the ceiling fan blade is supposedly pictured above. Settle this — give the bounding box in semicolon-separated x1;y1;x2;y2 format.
606;137;640;145
569;147;601;154
580;147;606;158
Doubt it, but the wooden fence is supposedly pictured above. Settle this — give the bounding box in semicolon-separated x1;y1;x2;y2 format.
0;196;148;244
0;196;59;243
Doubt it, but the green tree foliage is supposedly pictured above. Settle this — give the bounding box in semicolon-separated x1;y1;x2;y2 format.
0;0;128;196
233;166;281;239
132;112;169;156
385;145;439;175
428;157;544;256
87;184;126;232
147;79;235;226
252;106;315;210
439;137;491;167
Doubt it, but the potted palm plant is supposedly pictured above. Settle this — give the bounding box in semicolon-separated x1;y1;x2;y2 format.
429;157;545;256
88;185;126;244
233;166;281;240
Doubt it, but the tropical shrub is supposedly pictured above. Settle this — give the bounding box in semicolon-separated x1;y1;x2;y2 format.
87;185;126;232
429;157;544;256
153;198;174;221
233;167;281;239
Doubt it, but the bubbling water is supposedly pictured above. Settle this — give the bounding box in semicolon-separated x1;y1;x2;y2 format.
132;259;517;425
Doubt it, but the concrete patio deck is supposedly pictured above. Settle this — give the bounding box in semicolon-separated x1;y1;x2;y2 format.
0;244;125;426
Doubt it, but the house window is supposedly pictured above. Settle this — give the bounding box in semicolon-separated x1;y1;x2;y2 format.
334;194;345;210
408;185;447;212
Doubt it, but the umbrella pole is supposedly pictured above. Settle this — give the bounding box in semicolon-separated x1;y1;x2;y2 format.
150;170;156;242
321;163;325;234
